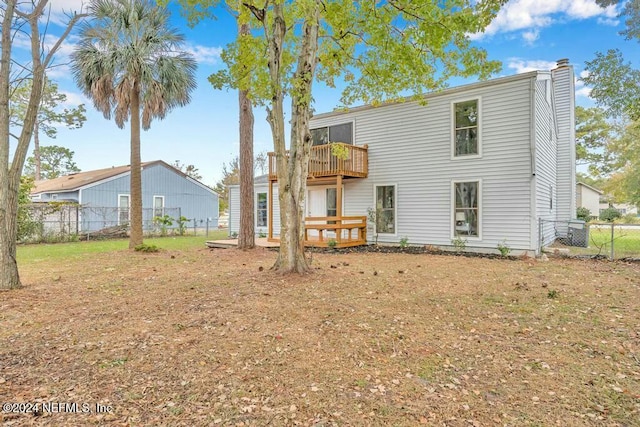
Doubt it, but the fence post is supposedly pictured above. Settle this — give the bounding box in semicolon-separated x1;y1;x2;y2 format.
610;223;614;261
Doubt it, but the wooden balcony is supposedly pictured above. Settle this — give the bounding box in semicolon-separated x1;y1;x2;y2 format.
268;143;368;181
268;215;367;248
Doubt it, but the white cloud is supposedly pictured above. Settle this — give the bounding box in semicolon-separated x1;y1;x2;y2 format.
59;90;88;107
522;29;540;45
473;0;620;42
507;58;558;74
184;44;223;65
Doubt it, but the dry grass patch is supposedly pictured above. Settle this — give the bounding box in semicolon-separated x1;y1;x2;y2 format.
1;246;639;426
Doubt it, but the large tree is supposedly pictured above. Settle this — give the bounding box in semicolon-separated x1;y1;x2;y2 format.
207;0;505;273
1;0;85;290
582;0;640;205
24;145;81;180
72;0;197;249
10;78;86;180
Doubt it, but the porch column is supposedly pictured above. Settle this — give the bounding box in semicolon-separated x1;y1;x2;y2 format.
268;179;273;240
336;175;343;243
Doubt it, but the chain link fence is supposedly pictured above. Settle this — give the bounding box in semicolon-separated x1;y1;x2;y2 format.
540;219;640;260
19;203;218;243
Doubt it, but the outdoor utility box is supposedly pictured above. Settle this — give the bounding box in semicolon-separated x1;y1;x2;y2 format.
568;219;589;247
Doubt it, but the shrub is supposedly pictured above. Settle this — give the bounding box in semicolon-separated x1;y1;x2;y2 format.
134;243;159;253
327;238;337;249
399;236;409;248
497;240;511;257
599;207;621;222
451;236;467;252
576;207;591;221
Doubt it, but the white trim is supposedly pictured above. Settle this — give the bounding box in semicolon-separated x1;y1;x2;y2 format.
117;193;130;225
451;97;482;160
451;179;482;241
372;183;398;237
153;195;165;218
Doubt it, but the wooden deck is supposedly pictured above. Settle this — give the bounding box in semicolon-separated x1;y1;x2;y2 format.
268;216;367;248
268;143;368;181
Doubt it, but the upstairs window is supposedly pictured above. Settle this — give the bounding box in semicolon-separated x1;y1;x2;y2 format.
311;122;353;146
453;99;479;157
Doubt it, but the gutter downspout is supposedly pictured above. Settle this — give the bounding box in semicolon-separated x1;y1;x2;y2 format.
529;77;538;255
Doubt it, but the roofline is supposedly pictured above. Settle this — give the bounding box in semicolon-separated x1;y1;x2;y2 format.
32;160;220;197
577;182;604;194
311;70;542;120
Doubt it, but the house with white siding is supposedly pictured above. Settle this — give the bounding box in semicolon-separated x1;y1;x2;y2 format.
229;59;576;255
576;182;603;219
31;160;218;232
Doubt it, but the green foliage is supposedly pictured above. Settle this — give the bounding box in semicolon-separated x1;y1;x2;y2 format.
451;236;467;252
399;236;409;249
10;78;86;139
24;145;80;179
576;207;592;221
172;160;203;181
547;290;559;299
177;216;190;236
497;240;511;257
585;2;640;121
134;243;160;253
72;0;197;130
367;207;383;245
258;231;266;238
327;238;337;249
330;142;349;160
600;207;622;222
17;177;40;241
153;214;174;236
575;106;614;173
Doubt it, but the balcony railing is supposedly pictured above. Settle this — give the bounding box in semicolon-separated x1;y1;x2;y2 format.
268;143;368;180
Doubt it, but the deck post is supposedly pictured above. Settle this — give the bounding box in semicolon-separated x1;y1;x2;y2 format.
336;175;343;243
268;179;273;240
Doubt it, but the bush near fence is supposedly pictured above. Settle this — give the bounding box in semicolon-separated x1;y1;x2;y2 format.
18;204;216;243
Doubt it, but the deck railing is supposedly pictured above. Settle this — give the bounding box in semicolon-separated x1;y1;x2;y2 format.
268;143;368;180
303;215;367;248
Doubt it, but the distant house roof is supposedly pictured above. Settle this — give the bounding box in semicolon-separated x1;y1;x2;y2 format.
31;160;214;195
576;182;604;195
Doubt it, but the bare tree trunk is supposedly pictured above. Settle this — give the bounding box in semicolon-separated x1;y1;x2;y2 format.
34;116;41;180
0;0;20;289
129;81;143;248
237;20;255;250
272;2;320;273
0;0;84;289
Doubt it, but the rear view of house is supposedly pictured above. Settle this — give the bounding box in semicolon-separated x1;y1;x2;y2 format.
229;60;576;255
31;160;218;232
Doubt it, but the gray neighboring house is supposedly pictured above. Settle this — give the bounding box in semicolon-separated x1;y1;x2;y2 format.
229;59;577;255
31;160;218;232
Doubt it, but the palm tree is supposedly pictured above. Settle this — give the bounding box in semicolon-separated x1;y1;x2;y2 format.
72;0;197;248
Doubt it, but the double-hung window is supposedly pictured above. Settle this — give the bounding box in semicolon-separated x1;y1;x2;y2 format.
153;196;165;218
118;194;130;225
453;181;480;238
256;192;267;227
375;185;396;234
453;99;479;157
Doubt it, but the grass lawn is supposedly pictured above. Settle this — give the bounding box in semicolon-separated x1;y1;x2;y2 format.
16;229;229;264
2;243;639;425
587;225;640;258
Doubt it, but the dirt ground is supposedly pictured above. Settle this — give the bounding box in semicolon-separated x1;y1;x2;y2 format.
1;246;639;426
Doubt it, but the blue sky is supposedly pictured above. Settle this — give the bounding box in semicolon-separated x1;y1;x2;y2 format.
20;0;640;186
